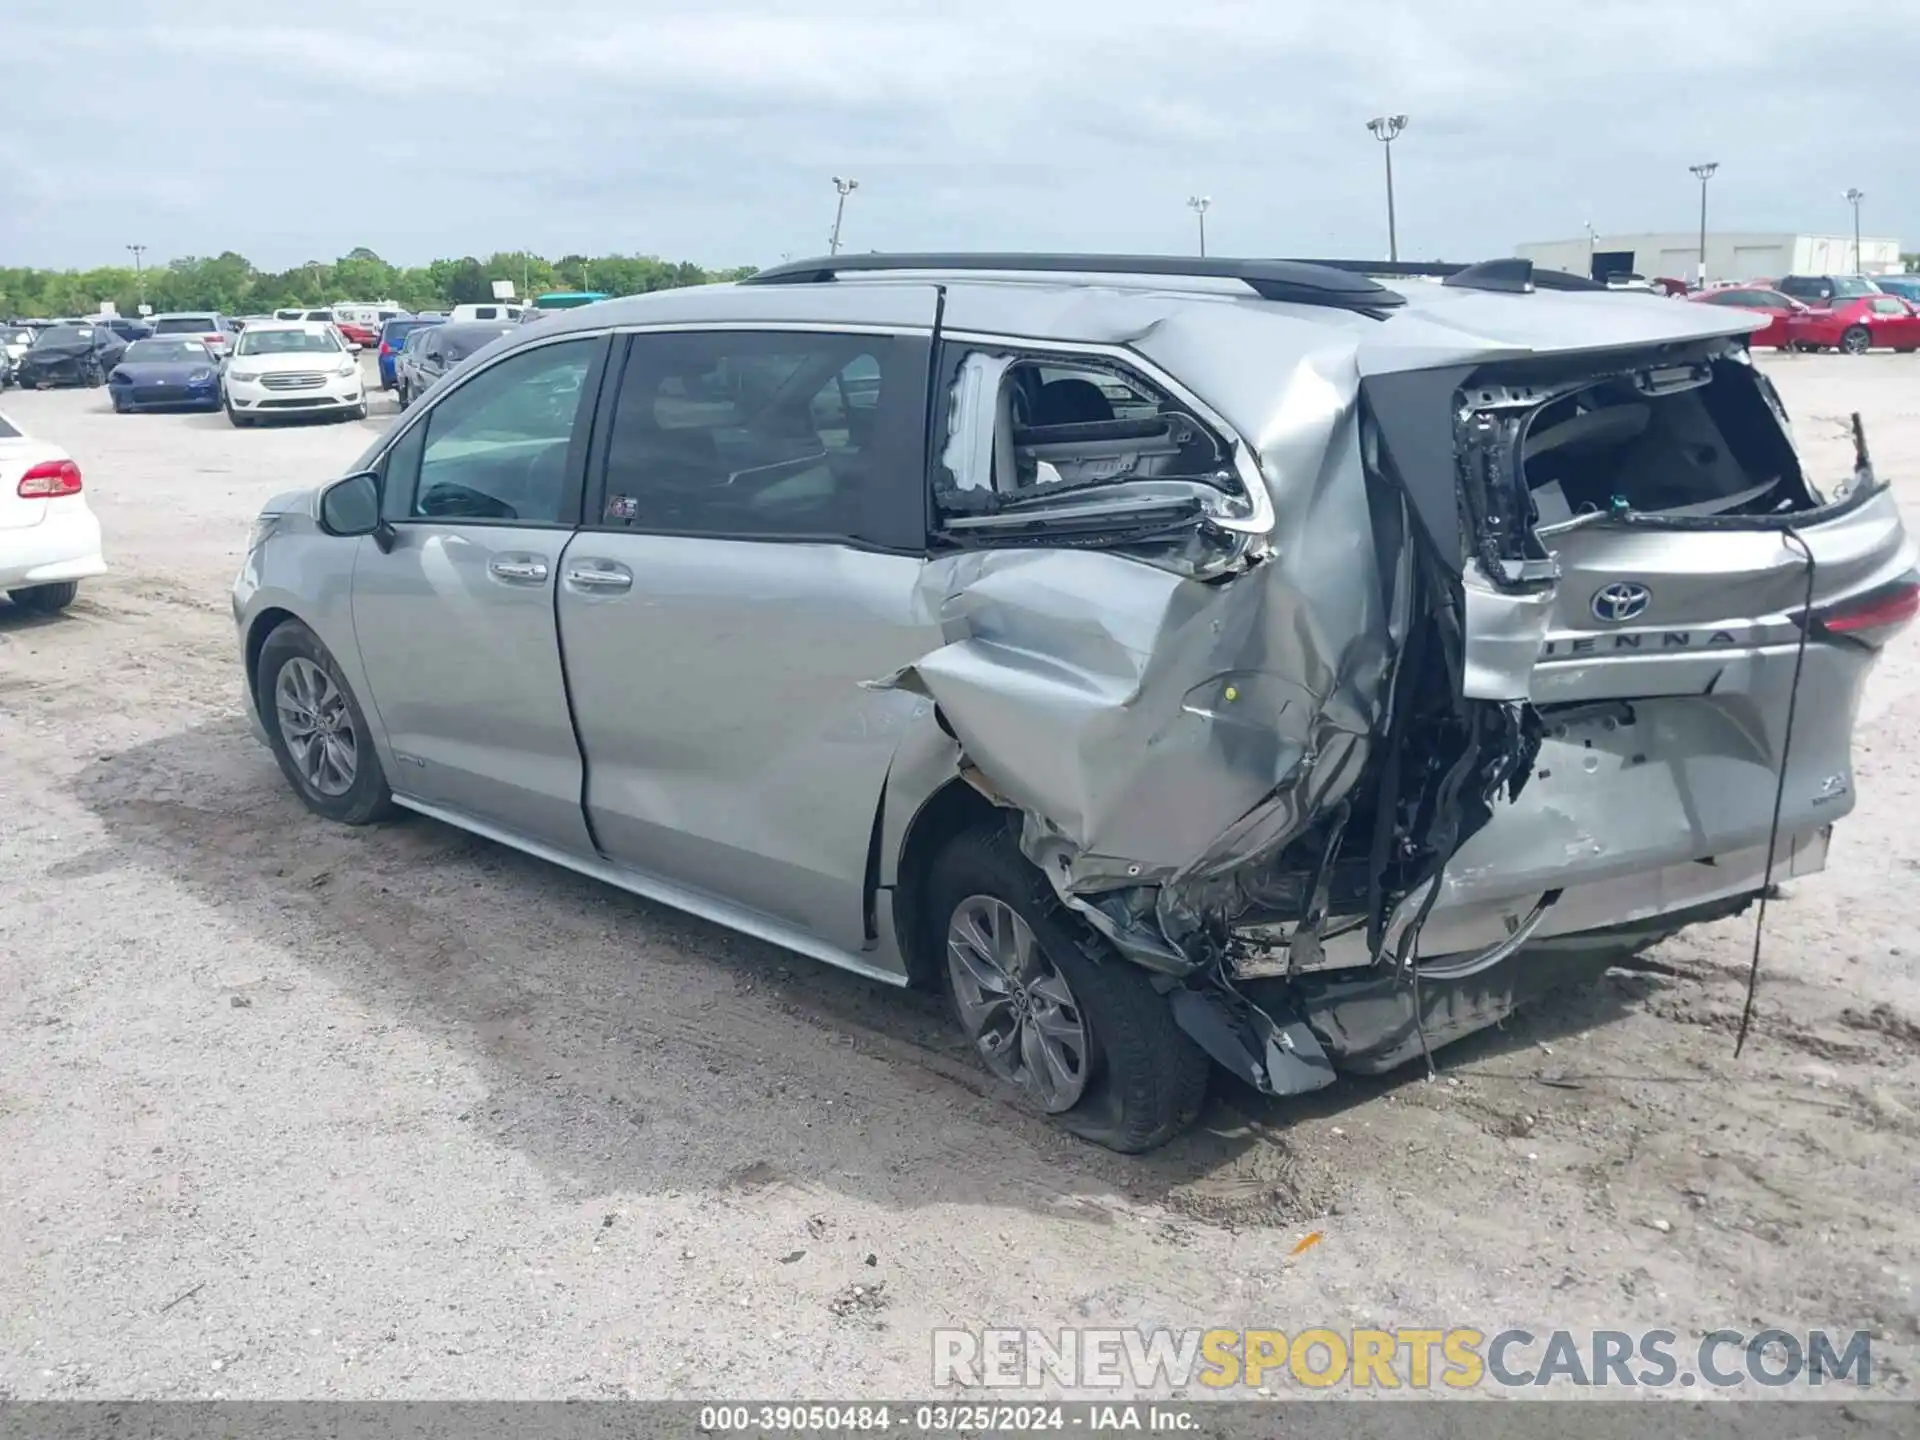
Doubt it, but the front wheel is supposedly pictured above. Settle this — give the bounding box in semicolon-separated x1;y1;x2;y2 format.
256;620;394;825
925;824;1209;1152
226;402;252;428
1841;325;1873;356
7;580;79;614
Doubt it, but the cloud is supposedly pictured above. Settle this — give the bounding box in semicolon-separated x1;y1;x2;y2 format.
7;0;1912;272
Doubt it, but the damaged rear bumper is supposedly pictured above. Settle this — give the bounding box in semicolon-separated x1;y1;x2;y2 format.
1198;823;1828;1095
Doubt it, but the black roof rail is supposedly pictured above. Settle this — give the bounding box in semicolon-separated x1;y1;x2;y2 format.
1276;257;1605;293
739;253;1407;313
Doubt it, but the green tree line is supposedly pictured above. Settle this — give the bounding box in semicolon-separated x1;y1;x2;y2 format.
0;247;757;319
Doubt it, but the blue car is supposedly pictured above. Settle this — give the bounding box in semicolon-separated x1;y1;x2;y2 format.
107;337;222;412
376;315;440;390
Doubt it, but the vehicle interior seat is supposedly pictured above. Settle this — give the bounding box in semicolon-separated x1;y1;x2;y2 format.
1032;377;1115;426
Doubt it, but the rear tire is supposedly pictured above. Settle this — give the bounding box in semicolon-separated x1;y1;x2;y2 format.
7;580;79;615
924;823;1209;1153
1841;325;1872;355
256;620;394;826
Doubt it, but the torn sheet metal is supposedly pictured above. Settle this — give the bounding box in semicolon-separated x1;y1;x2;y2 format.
1169;985;1335;1096
874;343;1394;967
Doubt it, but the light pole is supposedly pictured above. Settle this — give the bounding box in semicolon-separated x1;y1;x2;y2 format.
1844;188;1865;272
125;243;146;308
1187;196;1211;257
1365;115;1408;262
829;176;859;255
1583;220;1599;280
1689;162;1718;288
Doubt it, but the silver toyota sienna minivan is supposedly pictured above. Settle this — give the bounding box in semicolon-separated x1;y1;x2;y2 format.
233;253;1917;1151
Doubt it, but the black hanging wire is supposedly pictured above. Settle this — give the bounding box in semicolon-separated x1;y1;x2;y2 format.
1734;526;1817;1057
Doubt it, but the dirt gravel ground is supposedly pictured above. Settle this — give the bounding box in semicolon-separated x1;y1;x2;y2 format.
1;352;1917;1401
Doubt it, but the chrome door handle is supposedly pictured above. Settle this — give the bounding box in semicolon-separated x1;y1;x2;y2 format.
488;557;549;582
565;564;633;592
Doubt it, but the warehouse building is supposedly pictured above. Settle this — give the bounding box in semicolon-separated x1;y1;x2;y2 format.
1513;231;1902;286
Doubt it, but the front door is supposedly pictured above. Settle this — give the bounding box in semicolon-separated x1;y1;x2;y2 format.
555;309;940;951
350;332;608;853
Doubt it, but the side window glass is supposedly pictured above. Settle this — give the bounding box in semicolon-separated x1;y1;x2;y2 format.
598;330;894;539
934;352;1228;510
380;417;428;523
395;339;594;525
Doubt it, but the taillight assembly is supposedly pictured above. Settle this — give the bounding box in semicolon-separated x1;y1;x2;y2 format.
205;334;224;345
379;342;391;356
1805;574;1920;642
17;459;83;497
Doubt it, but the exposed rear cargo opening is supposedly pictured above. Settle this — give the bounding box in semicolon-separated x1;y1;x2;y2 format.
1514;352;1815;526
1452;341;1830;596
1229;336;1912;1002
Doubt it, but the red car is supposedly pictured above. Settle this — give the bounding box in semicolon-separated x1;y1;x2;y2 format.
1687;285;1807;349
334;320;377;349
1786;293;1920;355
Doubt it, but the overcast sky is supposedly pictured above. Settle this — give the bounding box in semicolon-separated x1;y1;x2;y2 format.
6;0;1914;272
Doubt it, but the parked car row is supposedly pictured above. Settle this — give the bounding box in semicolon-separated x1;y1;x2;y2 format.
0;317;368;426
1;304;507;425
392;321;518;408
1687;273;1920;354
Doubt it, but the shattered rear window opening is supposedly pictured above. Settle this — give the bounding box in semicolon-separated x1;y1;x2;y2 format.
927;349;1265;576
936;353;1235;505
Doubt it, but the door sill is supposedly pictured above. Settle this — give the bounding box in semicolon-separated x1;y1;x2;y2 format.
390;795;911;988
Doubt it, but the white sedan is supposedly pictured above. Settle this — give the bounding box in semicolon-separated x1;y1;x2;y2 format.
223;321;366;427
0;410;106;615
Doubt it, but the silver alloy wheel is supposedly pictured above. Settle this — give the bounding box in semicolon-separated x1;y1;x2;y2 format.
1842;327;1871;355
945;894;1090;1112
274;656;358;797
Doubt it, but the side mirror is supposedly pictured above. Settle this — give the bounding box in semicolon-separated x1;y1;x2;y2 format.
318;471;384;542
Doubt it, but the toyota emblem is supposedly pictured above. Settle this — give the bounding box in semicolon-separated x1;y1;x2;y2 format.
1591;582;1652;623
